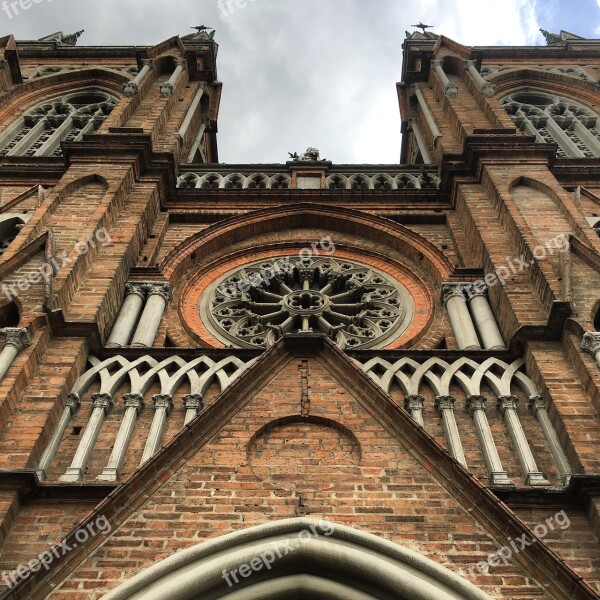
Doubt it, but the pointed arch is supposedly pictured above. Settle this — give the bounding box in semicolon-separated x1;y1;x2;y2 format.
101;518;493;600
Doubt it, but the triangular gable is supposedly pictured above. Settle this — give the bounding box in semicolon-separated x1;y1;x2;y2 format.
7;337;598;599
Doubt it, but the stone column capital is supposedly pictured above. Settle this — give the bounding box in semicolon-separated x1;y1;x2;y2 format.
435;395;456;412
466;395;487;416
66;393;81;413
480;83;496;98
140;58;154;69
410;83;421;97
152;394;173;414
123;393;145;413
125;282;148;300
464;59;477;69
497;395;519;416
91;393;113;414
441;284;465;305
175;58;188;69
404;394;424;412
144;282;172;302
0;328;32;352
527;395;547;415
581;332;600;356
183;394;203;411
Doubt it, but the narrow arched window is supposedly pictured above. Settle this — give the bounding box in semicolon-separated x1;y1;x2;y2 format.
0;89;118;158
501;90;600;158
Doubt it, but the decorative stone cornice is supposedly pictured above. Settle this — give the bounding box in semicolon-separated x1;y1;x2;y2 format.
0;327;32;352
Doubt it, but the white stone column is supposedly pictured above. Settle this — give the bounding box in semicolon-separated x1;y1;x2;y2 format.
528;396;573;485
34;116;74;157
404;395;424;427
160;59;187;98
467;291;506;350
183;394;203;425
408;118;432;165
106;283;147;348
466;395;513;486
186;118;209;163
410;84;443;142
0;328;32;381
431;60;458;99
59;393;113;483
140;394;173;465
37;393;80;481
97;393;144;482
177;84;206;141
130;283;171;348
123;59;154;97
442;285;481;350
581;332;600;366
497;396;549;485
464;60;496;98
435;396;467;468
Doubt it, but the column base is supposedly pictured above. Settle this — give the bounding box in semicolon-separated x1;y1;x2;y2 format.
97;468;118;482
58;468;83;483
489;472;513;486
526;472;550;486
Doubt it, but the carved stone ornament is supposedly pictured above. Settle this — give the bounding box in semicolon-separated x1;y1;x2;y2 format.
207;256;410;350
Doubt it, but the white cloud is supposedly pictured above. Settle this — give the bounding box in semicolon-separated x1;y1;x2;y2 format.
1;0;543;163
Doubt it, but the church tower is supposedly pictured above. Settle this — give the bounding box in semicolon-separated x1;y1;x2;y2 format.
0;24;597;599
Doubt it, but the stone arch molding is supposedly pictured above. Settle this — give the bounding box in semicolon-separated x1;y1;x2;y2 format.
160;204;454;284
101;518;493;600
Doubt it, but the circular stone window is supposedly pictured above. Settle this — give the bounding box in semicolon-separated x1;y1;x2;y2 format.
201;256;414;350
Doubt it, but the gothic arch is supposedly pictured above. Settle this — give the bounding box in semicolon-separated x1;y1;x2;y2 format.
100;518;494;600
159;204;454;284
498;85;600;158
0;86;118;158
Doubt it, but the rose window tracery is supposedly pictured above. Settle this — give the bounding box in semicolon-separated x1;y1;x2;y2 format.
206;256;411;350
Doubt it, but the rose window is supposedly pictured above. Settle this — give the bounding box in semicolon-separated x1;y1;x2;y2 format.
206;256;411;350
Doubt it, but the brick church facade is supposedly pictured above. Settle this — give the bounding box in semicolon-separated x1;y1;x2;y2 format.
0;24;596;599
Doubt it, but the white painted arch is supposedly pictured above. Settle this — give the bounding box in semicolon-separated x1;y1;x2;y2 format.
101;518;494;600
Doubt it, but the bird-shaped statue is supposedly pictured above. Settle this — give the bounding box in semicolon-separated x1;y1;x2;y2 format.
288;152;299;160
192;25;212;32
411;22;434;34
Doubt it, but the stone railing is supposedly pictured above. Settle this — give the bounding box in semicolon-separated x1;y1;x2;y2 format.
38;354;256;482
359;356;573;487
176;165;440;191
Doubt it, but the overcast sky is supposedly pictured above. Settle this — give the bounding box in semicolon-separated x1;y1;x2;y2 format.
1;0;598;164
